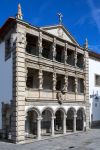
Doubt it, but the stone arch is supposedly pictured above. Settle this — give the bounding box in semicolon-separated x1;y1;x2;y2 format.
66;107;76;132
54;107;66;134
77;107;85;116
41;107;54;136
25;107;41;138
67;107;76;115
41;107;54;116
54;107;66;116
26;106;41;117
76;107;86;131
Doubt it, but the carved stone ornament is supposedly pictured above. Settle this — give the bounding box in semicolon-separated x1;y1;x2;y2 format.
61;85;66;93
17;33;26;44
16;4;23;20
38;32;42;47
57;28;63;38
57;91;64;105
52;43;56;58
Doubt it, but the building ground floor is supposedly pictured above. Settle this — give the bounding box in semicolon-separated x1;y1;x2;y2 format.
1;102;90;142
24;103;87;140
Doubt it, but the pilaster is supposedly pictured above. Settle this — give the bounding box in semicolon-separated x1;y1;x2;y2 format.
75;77;78;94
53;71;56;91
52;38;56;61
64;74;68;92
38;32;43;57
11;23;26;143
84;49;90;130
39;65;43;90
75;49;77;67
64;43;68;64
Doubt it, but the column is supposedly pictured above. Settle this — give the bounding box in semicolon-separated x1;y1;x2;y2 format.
53;71;56;91
83;79;86;95
75;50;77;67
73;114;77;132
25;115;29;137
38;32;43;57
52;38;56;61
64;43;68;64
39;66;43;90
83;115;86;131
51;116;55;136
75;77;78;94
63;75;68;92
63;114;66;134
37;117;42;139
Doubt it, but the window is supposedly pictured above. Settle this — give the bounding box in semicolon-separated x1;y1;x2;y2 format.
68;76;75;92
26;76;33;88
55;45;64;63
95;103;97;107
26;34;38;55
67;49;75;66
77;53;84;69
42;40;52;59
26;68;39;89
5;38;11;60
56;74;64;91
95;74;100;86
78;78;84;94
42;71;53;90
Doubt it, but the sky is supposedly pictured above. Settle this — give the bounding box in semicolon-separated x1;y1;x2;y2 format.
0;0;100;53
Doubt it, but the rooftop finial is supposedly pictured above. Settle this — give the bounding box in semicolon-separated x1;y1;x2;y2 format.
57;13;63;24
84;38;88;49
16;3;23;20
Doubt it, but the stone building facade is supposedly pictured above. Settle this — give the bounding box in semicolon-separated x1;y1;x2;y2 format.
0;6;89;143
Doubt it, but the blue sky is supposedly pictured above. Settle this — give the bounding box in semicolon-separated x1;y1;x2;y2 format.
0;0;100;53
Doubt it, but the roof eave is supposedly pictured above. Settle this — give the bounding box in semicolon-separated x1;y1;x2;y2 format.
0;17;16;40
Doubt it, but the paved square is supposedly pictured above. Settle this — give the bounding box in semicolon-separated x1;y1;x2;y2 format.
0;129;100;150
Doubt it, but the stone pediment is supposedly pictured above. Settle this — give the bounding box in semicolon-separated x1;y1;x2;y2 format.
41;25;79;45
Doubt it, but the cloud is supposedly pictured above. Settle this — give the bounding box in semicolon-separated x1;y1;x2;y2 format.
75;15;90;26
87;0;100;32
89;44;100;53
32;2;50;25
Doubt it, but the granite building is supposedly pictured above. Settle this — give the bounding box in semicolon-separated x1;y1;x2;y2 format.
0;4;89;143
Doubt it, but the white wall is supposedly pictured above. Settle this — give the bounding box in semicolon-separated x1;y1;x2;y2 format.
89;58;100;123
0;42;12;129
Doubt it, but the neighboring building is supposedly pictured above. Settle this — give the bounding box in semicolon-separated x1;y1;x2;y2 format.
89;51;100;127
0;4;89;143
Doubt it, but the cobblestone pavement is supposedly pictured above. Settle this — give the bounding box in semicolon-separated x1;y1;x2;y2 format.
0;128;100;150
